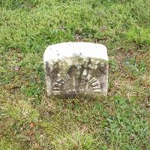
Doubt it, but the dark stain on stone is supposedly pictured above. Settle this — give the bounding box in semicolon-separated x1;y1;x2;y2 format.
86;58;92;75
97;63;107;75
100;82;105;89
67;65;77;77
50;62;60;84
45;61;51;76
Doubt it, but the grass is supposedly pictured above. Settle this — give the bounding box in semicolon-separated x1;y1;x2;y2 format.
0;0;150;149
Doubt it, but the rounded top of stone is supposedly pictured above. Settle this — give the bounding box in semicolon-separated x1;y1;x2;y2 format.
44;42;108;62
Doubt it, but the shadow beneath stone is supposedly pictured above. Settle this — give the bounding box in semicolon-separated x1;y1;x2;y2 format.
49;93;106;102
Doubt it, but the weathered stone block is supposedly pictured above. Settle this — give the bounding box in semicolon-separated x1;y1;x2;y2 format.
44;42;108;97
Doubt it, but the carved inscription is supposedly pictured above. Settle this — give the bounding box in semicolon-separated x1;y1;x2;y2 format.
49;58;107;95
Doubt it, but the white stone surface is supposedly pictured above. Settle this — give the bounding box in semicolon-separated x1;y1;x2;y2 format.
44;42;108;62
44;42;108;97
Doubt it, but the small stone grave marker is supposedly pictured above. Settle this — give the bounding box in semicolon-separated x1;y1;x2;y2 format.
44;42;108;97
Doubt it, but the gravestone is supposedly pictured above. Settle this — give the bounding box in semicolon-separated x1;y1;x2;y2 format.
43;42;108;97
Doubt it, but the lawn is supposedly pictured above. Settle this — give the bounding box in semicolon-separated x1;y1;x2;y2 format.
0;0;150;149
